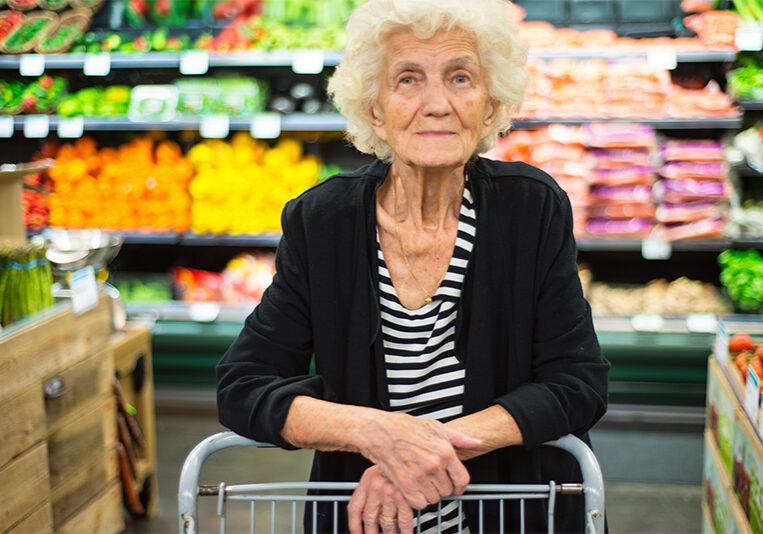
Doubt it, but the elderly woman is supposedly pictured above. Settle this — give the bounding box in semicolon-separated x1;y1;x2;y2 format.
216;0;609;532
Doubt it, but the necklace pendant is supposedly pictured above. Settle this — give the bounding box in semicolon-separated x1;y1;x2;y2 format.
425;296;433;304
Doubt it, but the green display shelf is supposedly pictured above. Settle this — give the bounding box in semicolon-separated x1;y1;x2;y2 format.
148;320;717;405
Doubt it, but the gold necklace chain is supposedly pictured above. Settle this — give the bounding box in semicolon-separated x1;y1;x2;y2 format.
392;175;447;305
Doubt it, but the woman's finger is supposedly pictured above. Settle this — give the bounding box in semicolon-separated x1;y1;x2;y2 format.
379;487;397;534
395;491;415;534
362;470;388;534
444;453;471;495
348;477;369;534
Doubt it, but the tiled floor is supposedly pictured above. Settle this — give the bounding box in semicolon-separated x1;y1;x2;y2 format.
124;410;702;534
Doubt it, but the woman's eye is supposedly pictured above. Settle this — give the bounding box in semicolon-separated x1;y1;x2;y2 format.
453;75;469;83
400;76;414;84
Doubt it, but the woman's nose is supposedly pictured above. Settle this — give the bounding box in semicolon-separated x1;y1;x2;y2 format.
421;81;451;115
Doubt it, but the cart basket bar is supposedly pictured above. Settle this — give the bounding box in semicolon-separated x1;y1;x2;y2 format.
178;431;604;534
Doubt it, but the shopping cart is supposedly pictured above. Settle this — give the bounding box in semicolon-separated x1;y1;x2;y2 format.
179;431;604;534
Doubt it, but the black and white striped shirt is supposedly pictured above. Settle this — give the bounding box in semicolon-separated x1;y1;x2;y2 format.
377;180;476;533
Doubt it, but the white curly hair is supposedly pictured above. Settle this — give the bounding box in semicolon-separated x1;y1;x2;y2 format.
327;0;528;163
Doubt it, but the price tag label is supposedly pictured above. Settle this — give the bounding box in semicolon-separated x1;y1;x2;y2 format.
250;113;281;139
83;53;111;76
647;49;677;70
70;266;99;315
200;114;229;138
0;116;13;138
19;54;45;76
180;50;209;75
23;115;49;138
57;116;85;138
292;50;324;74
188;302;220;322
735;24;763;51
631;313;664;332
685;314;717;334
744;364;761;424
714;319;729;366
641;237;672;260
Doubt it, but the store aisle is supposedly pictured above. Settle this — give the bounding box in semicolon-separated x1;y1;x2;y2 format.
124;410;701;534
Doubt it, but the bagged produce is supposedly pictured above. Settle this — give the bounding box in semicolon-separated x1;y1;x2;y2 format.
0;243;55;328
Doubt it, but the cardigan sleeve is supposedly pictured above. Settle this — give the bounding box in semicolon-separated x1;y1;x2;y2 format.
495;190;609;449
216;199;338;449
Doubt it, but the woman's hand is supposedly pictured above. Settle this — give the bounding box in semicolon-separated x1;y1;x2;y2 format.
356;412;481;510
348;466;414;534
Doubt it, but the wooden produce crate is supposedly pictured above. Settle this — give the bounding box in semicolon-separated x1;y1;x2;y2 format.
0;296;124;534
111;322;159;517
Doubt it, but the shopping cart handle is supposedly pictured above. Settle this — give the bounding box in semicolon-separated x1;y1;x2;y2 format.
179;431;605;534
179;431;272;534
545;435;605;534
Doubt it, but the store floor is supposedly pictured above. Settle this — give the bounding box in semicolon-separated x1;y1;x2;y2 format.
125;403;702;534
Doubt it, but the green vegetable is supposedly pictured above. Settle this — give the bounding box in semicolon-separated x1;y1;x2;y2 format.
734;0;763;21
718;249;763;311
728;56;763;100
3;16;52;50
0;244;53;327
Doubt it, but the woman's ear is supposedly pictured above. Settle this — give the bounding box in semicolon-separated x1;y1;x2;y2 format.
368;102;387;140
483;99;499;126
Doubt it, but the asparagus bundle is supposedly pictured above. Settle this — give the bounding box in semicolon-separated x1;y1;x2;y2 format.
0;243;55;328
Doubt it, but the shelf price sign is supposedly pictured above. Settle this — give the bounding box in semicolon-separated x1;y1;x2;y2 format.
0;116;13;138
70;266;99;316
641;237;672;260
19;54;45;76
744;364;761;424
250;113;281;139
23;115;49;138
58;117;85;138
647;49;677;71
736;23;763;51
84;53;111;76
180;50;209;75
630;313;664;332
714;318;729;367
200;114;229;138
292;50;324;74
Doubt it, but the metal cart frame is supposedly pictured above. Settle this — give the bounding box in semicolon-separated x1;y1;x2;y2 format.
179;431;604;534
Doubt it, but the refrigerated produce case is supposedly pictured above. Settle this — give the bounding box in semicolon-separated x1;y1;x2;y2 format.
1;0;762;409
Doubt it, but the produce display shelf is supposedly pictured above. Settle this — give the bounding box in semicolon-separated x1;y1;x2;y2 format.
513;117;744;129
8;115;745;134
10;113;348;132
181;232;281;246
0;50;347;70
121;232;182;244
114;233;763;250
0;49;736;71
577;238;763;252
739;100;763;111
125;233;762;250
528;49;737;63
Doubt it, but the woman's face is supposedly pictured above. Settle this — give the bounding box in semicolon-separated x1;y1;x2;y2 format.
369;29;497;170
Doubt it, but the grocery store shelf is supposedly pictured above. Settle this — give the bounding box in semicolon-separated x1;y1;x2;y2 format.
528;49;737;63
739;100;763;111
8;114;744;135
577;238;763;252
125;300;763;335
121;232;182;244
0;49;736;71
181;232;281;246
10;113;348;132
513;117;744;129
114;233;763;250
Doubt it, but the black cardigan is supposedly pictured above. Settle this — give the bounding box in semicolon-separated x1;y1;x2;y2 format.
217;156;610;533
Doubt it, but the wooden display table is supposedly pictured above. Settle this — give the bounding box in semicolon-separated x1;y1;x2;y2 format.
0;297;157;533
